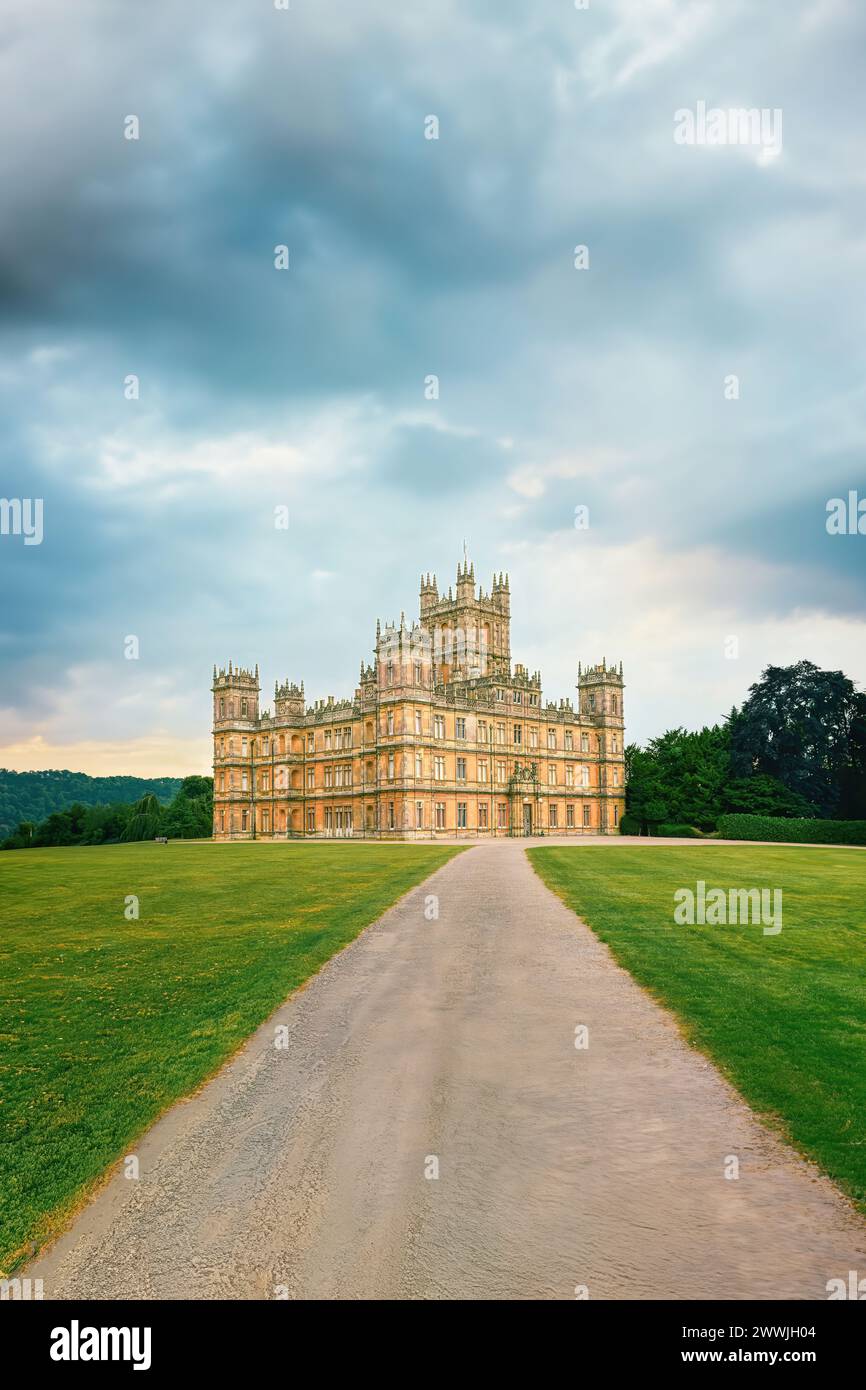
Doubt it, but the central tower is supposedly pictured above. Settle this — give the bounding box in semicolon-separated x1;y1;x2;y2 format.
418;561;511;683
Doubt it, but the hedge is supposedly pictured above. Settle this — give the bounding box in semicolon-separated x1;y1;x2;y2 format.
717;815;866;846
655;823;705;838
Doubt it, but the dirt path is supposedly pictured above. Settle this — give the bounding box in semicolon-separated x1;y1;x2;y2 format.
31;841;865;1299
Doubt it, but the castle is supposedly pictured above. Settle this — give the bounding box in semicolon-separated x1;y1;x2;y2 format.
211;559;625;839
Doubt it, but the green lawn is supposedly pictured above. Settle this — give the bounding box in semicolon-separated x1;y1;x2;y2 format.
529;846;866;1211
0;840;459;1271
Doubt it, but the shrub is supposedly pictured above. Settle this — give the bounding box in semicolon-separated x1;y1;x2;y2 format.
717;815;866;846
655;823;704;838
619;813;642;836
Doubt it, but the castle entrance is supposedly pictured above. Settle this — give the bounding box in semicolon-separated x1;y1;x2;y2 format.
522;803;532;837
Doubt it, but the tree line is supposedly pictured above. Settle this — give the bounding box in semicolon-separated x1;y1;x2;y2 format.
0;769;182;840
624;660;866;834
2;777;213;850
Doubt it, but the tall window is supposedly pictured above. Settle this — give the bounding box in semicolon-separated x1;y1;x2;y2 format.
612;695;618;714
496;760;506;783
388;801;395;829
547;729;556;749
434;756;445;780
549;804;558;828
434;715;445;739
478;802;488;829
415;709;422;735
564;731;573;751
415;801;423;828
513;724;522;745
581;733;589;752
387;710;394;735
497;802;507;828
456;717;466;738
388;753;395;779
307;809;315;831
435;802;446;829
456;757;467;780
583;805;591;827
414;661;422;684
548;764;556;786
478;758;488;783
457;802;467;829
415;751;423;777
566;804;574;828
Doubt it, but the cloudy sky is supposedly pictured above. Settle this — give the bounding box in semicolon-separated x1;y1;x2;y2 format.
1;0;864;776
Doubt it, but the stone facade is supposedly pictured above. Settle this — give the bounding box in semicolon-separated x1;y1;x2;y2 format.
211;560;626;839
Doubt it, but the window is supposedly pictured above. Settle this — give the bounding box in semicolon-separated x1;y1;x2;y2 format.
581;766;590;787
345;726;352;748
548;764;556;786
416;800;423;828
612;695;618;714
581;733;589;752
219;810;225;831
496;760;506;783
307;809;315;831
415;751;423;777
478;719;488;740
241;698;248;717
589;694;596;711
325;729;332;750
528;693;538;706
496;722;505;744
478;802;488;829
457;802;467;829
261;771;269;791
307;732;315;752
387;710;394;735
513;689;522;704
241;736;248;755
415;709;422;735
388;753;395;780
219;698;225;717
306;767;315;788
415;661;422;684
456;757;467;780
387;661;394;686
241;810;248;830
435;802;446;829
547;729;556;749
613;769;619;786
478;757;488;783
566;804;575;828
611;736;618;753
513;724;522;745
497;802;507;828
388;801;395;829
529;728;538;749
549;805;558;828
583;805;591;827
495;688;505;702
262;809;270;833
325;766;333;788
614;805;619;825
565;731;573;751
434;756;445;781
566;765;574;787
241;771;248;791
434;715;446;739
454;717;465;738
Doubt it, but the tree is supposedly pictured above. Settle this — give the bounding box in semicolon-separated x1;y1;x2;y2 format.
120;793;163;842
730;660;866;817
